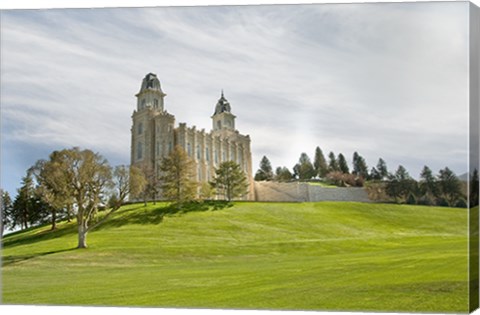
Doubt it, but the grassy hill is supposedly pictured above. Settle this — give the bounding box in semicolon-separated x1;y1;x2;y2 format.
1;201;470;312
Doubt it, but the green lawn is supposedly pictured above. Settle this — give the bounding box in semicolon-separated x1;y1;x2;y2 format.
1;201;470;312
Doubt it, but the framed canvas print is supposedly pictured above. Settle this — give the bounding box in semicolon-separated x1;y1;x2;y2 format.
1;0;479;314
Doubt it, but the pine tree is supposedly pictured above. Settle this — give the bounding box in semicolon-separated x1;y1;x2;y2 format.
12;171;37;230
327;152;339;172
437;167;463;207
352;152;368;179
213;161;248;201
369;167;381;181
293;153;316;180
471;169;479;207
1;190;13;238
254;156;274;181
337;153;349;174
376;158;388;180
313;146;328;178
386;165;417;203
419;165;438;200
275;167;293;182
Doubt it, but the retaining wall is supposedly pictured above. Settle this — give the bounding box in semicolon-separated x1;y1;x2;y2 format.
254;181;371;202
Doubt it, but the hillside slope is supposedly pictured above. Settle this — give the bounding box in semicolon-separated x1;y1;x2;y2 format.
1;201;469;312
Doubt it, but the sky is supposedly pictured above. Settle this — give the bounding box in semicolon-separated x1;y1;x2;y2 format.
0;1;472;197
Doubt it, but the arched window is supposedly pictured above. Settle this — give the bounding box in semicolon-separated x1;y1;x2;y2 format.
141;99;146;110
137;122;143;135
154;99;159;109
187;143;192;156
168;141;173;153
206;147;210;161
136;142;143;160
196;145;200;160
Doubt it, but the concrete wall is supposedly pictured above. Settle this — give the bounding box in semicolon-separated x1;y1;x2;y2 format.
254;181;371;203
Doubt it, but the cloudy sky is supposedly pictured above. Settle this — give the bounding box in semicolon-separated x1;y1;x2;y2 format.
0;1;471;196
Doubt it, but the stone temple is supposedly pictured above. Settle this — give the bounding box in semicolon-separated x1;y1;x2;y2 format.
130;73;254;199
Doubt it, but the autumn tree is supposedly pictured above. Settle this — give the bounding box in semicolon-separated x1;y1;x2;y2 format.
213;161;248;201
139;163;159;206
313;146;328;178
37;148;142;248
254;156;274;181
159;145;197;203
32;152;76;230
111;165;146;208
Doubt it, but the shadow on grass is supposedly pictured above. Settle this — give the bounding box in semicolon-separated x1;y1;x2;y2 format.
96;200;233;230
2;201;233;249
2;223;77;250
2;247;77;267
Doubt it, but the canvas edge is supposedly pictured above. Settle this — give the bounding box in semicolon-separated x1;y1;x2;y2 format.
469;1;480;313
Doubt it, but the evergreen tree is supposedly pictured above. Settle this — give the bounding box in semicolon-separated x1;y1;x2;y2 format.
337;153;349;174
327;152;339;173
376;158;388;180
213;161;248;201
471;169;479;207
352;152;369;179
437;167;463;207
159;145;197;204
313;146;328;178
12;171;37;230
275;167;293;182
1;190;13;238
386;165;416;203
419;165;438;199
369;167;382;181
254;156;274;181
293;153;315;180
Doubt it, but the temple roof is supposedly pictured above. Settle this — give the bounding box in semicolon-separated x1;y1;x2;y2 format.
139;73;164;94
213;90;232;115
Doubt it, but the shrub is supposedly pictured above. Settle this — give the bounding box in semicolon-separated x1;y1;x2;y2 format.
406;193;417;205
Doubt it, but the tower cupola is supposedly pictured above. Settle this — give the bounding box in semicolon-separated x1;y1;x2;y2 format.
212;90;236;131
214;90;231;115
135;73;166;112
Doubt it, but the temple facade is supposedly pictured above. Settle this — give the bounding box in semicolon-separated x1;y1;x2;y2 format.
130;73;254;199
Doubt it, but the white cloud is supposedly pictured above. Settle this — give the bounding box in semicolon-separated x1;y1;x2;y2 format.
0;2;471;195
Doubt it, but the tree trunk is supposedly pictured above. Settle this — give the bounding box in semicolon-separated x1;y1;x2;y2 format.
51;209;57;230
77;224;88;248
66;204;72;222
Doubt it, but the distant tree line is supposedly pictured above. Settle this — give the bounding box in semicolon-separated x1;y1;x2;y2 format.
1;145;249;246
253;145;474;208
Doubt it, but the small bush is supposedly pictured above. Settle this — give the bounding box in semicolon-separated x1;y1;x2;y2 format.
455;198;468;208
406;193;417;205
